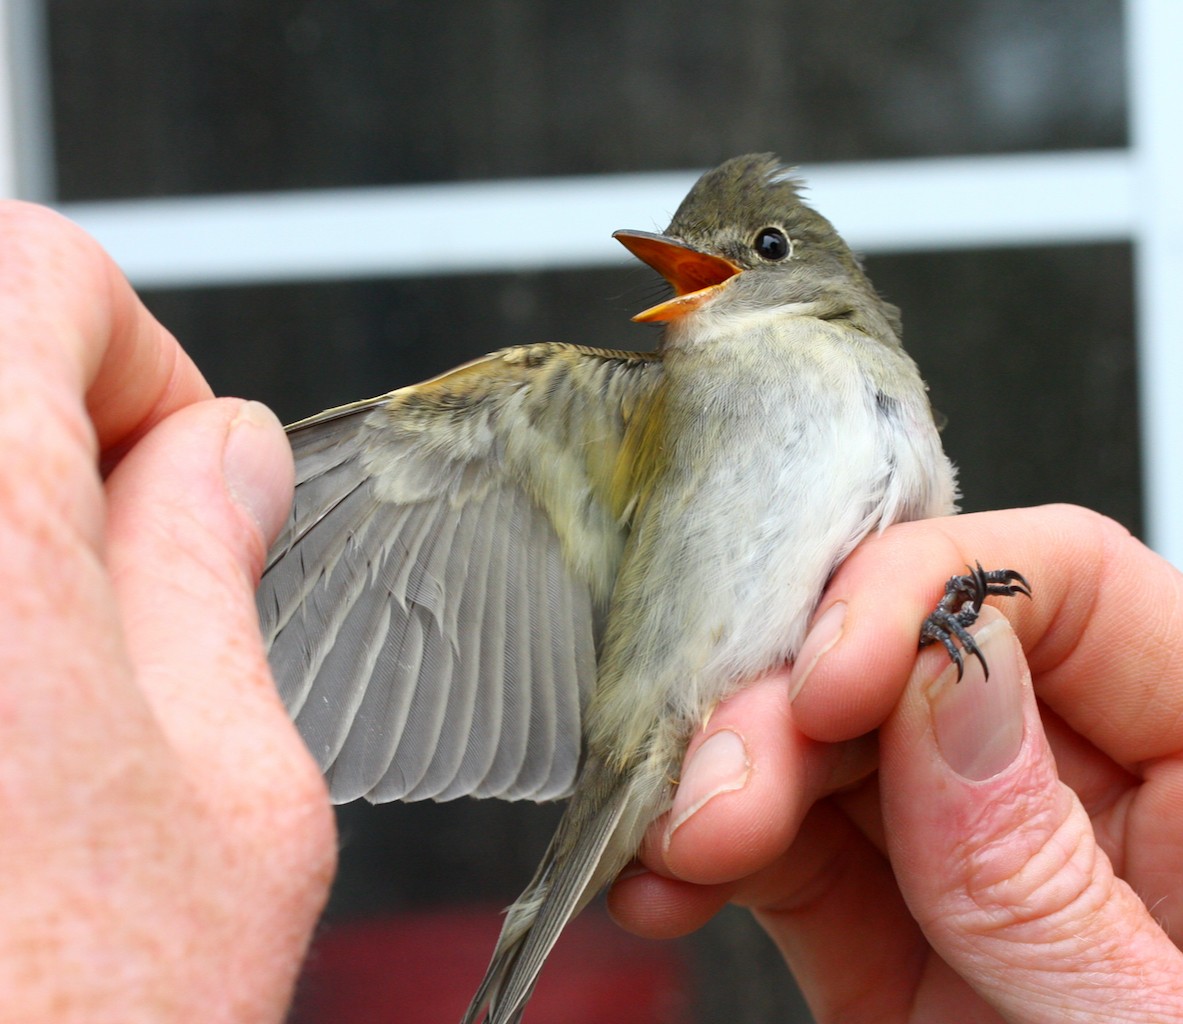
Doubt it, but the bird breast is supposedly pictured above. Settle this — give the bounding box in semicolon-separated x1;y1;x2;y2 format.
587;315;956;756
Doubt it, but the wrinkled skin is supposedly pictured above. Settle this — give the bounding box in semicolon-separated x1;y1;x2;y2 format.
0;202;335;1024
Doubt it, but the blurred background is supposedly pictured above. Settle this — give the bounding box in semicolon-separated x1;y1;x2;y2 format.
2;1;1178;1021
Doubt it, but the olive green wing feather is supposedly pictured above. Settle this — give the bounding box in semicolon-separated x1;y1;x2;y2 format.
257;343;662;805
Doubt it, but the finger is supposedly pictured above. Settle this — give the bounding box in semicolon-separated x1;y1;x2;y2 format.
748;804;991;1024
659;669;876;883
881;607;1183;1021
619;792;997;1023
789;505;1183;768
0;202;211;466
0;203;196;799
609;671;877;937
0;204;219;759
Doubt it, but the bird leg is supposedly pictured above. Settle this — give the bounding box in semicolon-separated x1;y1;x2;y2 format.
919;563;1031;681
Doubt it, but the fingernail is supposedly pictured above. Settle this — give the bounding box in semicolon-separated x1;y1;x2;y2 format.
223;400;290;540
926;616;1025;782
788;601;846;701
666;729;750;845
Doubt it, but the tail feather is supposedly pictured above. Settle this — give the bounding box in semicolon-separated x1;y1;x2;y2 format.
461;756;658;1024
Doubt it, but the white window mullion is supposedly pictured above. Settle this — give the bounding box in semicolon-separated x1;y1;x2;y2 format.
60;149;1135;290
0;0;55;201
1127;0;1183;564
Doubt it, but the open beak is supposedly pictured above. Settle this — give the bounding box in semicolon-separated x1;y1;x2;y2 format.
613;230;741;322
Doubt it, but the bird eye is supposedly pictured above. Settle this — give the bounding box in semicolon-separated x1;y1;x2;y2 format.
753;227;790;261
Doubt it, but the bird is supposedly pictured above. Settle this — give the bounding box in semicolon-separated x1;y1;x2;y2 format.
256;153;1028;1023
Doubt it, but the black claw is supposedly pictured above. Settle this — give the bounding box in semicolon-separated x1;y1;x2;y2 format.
918;563;1031;681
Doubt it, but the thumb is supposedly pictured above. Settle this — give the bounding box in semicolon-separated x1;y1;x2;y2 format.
880;606;1183;1022
104;397;312;787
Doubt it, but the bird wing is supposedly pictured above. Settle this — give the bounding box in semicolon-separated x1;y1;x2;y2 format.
257;343;663;805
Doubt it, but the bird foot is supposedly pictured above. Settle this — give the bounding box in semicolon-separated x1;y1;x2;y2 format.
919;563;1031;681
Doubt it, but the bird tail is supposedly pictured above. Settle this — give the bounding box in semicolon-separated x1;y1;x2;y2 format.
461;756;661;1024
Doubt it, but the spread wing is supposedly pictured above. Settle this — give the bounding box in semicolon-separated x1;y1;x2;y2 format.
257;343;663;805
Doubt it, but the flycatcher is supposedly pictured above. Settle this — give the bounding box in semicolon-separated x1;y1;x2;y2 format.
257;153;1027;1024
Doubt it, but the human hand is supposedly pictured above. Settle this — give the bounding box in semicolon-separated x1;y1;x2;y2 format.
611;504;1183;1022
0;203;335;1023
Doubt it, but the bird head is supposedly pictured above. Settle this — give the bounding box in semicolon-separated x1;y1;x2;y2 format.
614;153;891;331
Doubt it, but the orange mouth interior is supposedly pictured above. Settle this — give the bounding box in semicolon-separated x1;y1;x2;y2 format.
613;230;741;322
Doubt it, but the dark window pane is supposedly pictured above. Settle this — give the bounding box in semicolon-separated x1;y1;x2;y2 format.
49;0;1125;200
